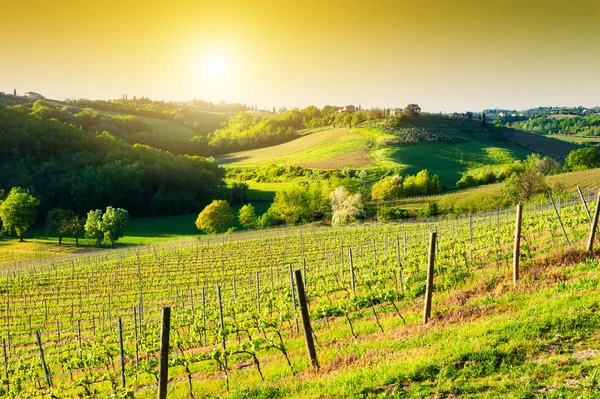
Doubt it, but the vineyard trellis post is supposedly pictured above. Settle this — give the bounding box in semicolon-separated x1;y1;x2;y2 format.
133;307;139;370
587;192;600;253
216;285;227;369
35;330;52;390
255;271;261;313
577;186;592;223
513;203;523;285
294;270;319;369
348;248;356;295
548;190;570;245
118;317;126;388
2;338;8;392
423;232;436;324
158;307;171;399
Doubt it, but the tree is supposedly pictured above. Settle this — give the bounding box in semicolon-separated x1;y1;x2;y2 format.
46;208;75;245
502;166;547;203
231;182;248;205
565;147;600;171
371;176;403;200
330;187;362;226
238;204;257;229
403;104;421;118
102;207;129;248
195;200;234;234
482;112;487;130
69;215;85;247
466;112;473;120
0;187;40;242
85;209;105;247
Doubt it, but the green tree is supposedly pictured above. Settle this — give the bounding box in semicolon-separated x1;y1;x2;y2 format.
85;209;105;247
565;147;600;170
502;166;547;203
0;187;40;242
403;104;421;118
46;208;76;245
482;112;487;130
238;204;257;229
102;207;129;248
195;200;234;234
69;215;85;247
371;176;403;200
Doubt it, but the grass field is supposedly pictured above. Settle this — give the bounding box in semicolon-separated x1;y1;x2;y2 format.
99;110;200;140
217;128;383;168
383;168;600;211
551;134;600;147
219;122;536;189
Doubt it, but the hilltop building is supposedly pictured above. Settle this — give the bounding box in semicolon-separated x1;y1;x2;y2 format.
338;105;355;113
389;108;403;117
24;92;43;99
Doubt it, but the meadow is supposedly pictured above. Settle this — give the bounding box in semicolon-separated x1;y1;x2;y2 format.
218;119;541;190
1;193;599;398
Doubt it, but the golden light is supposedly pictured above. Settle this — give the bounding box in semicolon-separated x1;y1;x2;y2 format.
204;56;225;77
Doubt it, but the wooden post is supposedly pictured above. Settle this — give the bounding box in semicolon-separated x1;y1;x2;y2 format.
548;190;570;244
255;271;261;313
118;317;125;388
35;330;52;390
294;270;319;369
587;192;600;253
2;338;8;392
578;186;592;223
157;307;171;399
77;320;81;349
216;285;227;369
468;214;473;243
133;307;139;369
513;203;523;285
423;232;437;324
348;248;356;295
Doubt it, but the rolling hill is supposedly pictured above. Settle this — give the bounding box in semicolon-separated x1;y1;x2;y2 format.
219;115;542;188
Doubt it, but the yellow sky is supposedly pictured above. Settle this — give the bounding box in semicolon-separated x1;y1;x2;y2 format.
1;0;599;111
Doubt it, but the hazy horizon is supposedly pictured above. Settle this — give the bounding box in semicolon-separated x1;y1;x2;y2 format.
2;0;600;113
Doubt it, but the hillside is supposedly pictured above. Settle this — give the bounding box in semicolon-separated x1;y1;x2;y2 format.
220;115;536;188
0;197;599;398
0;104;225;217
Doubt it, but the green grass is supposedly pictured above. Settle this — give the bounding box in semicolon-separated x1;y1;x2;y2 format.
100;110;200;139
136;252;600;399
218;118;535;188
551;134;600;147
217;128;381;167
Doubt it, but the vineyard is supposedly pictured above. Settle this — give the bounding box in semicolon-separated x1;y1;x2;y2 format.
1;193;600;398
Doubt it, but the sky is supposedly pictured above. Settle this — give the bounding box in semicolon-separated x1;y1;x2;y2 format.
1;0;600;112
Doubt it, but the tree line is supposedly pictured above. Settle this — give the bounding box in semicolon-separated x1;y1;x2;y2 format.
0;187;129;246
0;104;225;218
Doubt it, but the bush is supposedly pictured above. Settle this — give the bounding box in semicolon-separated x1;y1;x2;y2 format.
195;200;234;234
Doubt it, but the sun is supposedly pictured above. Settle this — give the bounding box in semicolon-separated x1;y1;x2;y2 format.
204;57;225;77
200;53;231;83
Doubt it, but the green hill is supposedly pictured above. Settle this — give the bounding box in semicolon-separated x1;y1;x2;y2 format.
220;114;538;188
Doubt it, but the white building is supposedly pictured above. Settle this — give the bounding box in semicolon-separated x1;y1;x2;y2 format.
24;92;43;100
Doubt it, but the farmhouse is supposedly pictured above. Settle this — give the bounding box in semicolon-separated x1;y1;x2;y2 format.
389;108;403;117
24;92;43;99
338;105;355;113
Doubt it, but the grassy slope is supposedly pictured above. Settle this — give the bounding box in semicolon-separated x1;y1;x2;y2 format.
140;247;600;399
385;168;600;210
216;128;382;167
220;122;534;188
98;110;200;140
